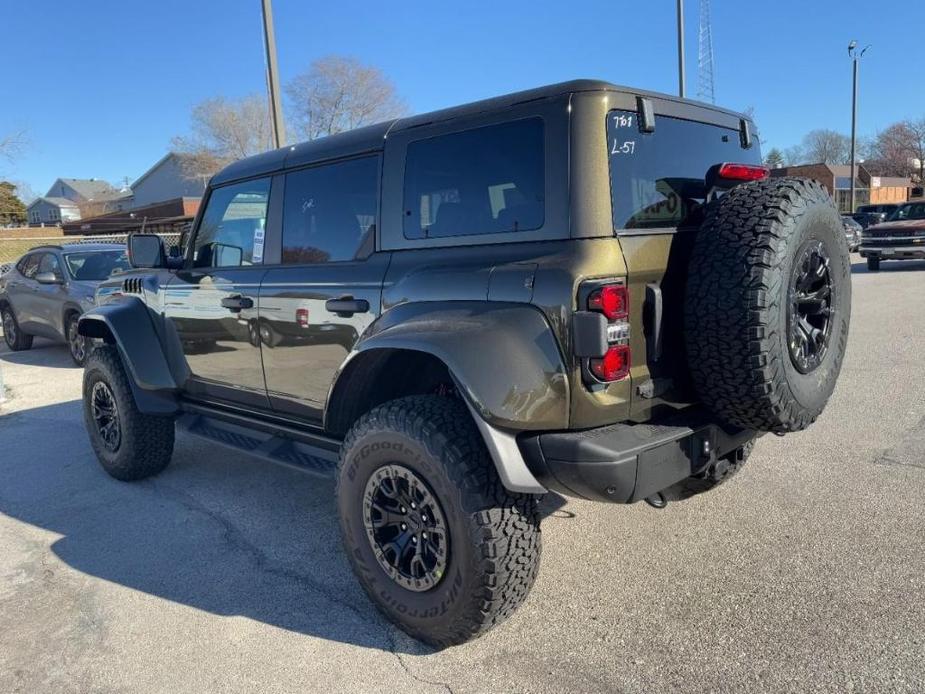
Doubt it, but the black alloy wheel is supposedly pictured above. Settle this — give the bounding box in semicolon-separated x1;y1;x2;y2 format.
788;240;835;374
363;464;449;592
91;380;122;452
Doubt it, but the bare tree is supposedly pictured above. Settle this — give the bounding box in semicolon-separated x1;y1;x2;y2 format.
782;144;806;166
801;129;851;165
0;129;28;165
286;56;407;141
172;95;273;181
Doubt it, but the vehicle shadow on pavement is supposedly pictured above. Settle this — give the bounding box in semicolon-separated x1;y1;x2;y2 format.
0;398;566;655
851;259;925;274
0;338;76;369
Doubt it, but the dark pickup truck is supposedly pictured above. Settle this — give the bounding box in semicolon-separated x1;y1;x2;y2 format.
859;200;925;270
77;79;851;647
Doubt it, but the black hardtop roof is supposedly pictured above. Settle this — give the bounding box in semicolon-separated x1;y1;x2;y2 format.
211;79;751;186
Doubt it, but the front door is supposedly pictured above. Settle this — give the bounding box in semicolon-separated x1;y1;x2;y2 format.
31;252;67;339
258;155;385;423
164;177;273;409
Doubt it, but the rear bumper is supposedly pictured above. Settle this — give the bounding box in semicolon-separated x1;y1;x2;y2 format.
518;408;755;503
860;246;925;260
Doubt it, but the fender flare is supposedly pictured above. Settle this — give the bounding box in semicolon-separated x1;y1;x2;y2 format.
78;298;179;415
328;302;570;493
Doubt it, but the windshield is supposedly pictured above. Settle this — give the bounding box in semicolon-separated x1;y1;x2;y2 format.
64;250;130;281
607;110;761;230
886;202;925;222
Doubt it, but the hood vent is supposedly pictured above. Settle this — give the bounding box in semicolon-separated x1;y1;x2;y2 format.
122;277;144;295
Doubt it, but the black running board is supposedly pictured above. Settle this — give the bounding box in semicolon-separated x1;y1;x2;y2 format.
177;407;340;478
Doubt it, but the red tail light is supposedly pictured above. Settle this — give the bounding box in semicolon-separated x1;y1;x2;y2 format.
587;284;628;320
590;345;630;382
296;308;309;327
717;163;769;182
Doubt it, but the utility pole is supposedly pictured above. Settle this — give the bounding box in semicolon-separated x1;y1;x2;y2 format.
848;41;869;213
261;0;286;149
697;0;715;104
677;0;686;98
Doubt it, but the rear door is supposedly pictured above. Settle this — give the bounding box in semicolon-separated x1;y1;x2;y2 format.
164;177;273;409
258;155;386;423
6;253;41;332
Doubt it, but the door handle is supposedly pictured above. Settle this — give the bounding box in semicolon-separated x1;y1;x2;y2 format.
220;295;253;312
325;296;369;316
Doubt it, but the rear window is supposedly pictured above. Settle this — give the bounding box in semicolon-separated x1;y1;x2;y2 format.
403;118;545;239
607;110;760;230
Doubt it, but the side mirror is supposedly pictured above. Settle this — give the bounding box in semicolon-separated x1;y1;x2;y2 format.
35;271;63;285
212;243;243;267
129;233;166;269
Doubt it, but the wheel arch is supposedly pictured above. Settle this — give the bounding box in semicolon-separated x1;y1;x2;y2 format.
78;298;179;415
325;301;570;493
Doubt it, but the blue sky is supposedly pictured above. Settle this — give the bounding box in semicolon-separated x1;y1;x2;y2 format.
3;0;923;197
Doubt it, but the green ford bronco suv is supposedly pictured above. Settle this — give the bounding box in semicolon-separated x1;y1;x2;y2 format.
79;80;851;647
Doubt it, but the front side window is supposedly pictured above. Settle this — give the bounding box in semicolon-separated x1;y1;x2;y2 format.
608;110;761;230
18;253;40;278
403;118;545;239
281;156;378;264
37;253;62;278
193;177;271;268
65;250;131;281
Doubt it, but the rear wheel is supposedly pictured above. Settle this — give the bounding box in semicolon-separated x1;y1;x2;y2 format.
337;395;541;647
2;305;33;351
867;257;881;272
83;346;175;481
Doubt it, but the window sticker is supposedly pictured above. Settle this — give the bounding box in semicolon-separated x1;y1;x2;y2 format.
252;222;265;263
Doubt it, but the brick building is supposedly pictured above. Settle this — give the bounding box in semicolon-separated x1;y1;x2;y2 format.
770;163;912;212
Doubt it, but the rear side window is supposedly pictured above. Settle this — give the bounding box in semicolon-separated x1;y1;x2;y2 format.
194;177;271;268
403;118;545;239
281;156;378;264
607;110;761;230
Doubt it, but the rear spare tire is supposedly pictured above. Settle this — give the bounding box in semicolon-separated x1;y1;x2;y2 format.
685;177;851;433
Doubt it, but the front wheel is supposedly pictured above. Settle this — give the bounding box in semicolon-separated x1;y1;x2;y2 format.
83;346;175;481
337;395;542;647
66;313;89;366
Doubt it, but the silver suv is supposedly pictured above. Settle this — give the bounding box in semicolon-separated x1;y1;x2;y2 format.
0;243;128;364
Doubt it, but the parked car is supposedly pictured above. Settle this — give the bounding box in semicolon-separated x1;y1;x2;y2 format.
841;214;862;251
0;243;129;364
77;79;851;647
859;200;925;271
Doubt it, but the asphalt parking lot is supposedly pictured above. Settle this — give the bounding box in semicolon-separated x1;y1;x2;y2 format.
1;258;923;693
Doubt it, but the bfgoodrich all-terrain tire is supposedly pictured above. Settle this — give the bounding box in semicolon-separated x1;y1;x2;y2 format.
83;345;175;481
685;178;851;433
337;395;541;647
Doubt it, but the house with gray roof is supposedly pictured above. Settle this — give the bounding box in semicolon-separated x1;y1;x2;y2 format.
129;153;206;208
26;197;81;225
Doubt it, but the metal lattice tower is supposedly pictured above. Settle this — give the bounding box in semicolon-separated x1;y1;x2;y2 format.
697;0;716;103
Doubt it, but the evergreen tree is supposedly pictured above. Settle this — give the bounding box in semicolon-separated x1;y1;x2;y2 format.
764;147;785;169
0;182;27;225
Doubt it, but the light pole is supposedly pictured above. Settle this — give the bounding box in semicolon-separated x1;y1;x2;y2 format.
261;0;286;149
677;0;686;98
848;41;869;213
